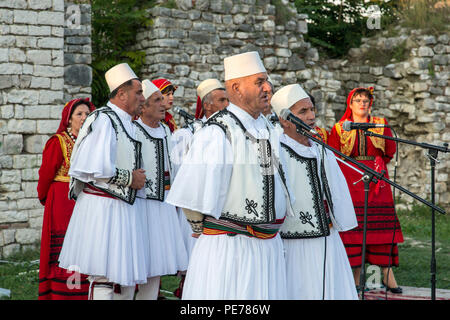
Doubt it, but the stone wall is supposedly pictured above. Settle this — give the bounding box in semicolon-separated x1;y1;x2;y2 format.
135;0;322;121
0;0;92;257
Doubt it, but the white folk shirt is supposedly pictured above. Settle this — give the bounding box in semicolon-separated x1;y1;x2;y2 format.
280;134;357;232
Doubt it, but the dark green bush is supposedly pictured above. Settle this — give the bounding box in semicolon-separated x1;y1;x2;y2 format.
294;0;398;58
91;0;156;108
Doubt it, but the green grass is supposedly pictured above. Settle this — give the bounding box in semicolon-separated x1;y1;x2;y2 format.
1;203;448;299
394;203;450;289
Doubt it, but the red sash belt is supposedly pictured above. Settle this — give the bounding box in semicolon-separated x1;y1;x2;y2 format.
83;184;115;199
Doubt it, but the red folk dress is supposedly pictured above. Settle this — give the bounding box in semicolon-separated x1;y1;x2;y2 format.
36;96;99;300
37;131;90;299
328;116;403;268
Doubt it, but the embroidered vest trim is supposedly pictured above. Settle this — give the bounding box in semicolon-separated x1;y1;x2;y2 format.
54;131;74;182
134;121;173;201
279;142;332;239
335;116;386;156
69;106;141;205
205;109;290;225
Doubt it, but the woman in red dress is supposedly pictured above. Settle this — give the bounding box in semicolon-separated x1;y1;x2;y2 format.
328;87;404;293
37;98;95;300
152;78;178;133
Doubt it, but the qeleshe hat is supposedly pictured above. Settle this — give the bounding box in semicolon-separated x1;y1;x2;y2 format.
224;51;267;81
142;79;160;100
271;84;309;116
105;63;138;93
197;79;224;101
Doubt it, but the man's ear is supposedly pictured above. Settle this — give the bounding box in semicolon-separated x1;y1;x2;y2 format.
231;80;241;99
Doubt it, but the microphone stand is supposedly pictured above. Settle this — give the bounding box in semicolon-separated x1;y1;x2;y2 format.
364;130;448;300
296;128;445;300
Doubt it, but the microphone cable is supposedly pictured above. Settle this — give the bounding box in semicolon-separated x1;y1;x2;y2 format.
318;133;328;300
384;125;399;300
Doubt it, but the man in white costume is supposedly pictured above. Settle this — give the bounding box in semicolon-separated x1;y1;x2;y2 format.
59;63;151;300
170;78;229;298
132;80;189;300
166;51;293;300
271;83;359;300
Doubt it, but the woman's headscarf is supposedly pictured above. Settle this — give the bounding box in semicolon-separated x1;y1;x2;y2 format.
151;78;178;94
339;86;374;123
56;98;96;134
151;78;178;132
195;96;204;119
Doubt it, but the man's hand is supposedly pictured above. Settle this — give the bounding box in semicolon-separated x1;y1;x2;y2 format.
130;169;146;190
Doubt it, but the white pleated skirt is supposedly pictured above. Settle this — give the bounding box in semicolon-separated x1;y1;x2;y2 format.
176;207;197;261
182;233;287;300
283;227;358;300
135;196;189;278
58;192;149;286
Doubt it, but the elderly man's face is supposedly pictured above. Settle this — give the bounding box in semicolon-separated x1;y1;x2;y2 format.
209;89;229;114
141;90;165;122
240;72;271;115
290;98;316;128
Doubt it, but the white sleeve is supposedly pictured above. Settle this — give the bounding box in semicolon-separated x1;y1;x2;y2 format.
69;113;117;188
170;128;193;179
166;125;233;219
325;150;358;231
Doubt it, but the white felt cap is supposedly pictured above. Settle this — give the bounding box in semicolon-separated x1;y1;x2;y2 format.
142;79;160;100
224;51;267;81
197;79;224;100
271;84;309;116
105;63;138;93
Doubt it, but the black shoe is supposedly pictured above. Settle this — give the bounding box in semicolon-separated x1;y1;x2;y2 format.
382;281;403;294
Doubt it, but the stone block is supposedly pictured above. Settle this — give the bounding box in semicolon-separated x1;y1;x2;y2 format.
15;228;40;245
39;90;63;104
37;11;64;26
0;170;21;184
64;64;92;86
2;243;20;257
26;49;52;65
0;35;15;47
28;25;51;36
30;76;51;89
418;46;434;57
29;0;52;10
36;120;59;134
37;37;64;49
0;63;22;74
34;65;63;77
7;89;38;105
0;9;14;24
12;154;37;169
23;135;49;154
7;119;36;134
14;10;38;24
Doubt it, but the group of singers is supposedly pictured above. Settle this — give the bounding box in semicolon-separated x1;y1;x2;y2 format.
36;51;403;300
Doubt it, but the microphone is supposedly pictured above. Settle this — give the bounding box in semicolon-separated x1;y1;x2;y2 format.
265;112;279;124
280;109;318;135
342;120;387;131
173;106;195;122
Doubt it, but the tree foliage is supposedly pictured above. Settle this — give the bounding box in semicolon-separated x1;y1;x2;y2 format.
91;0;156;107
294;0;398;58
